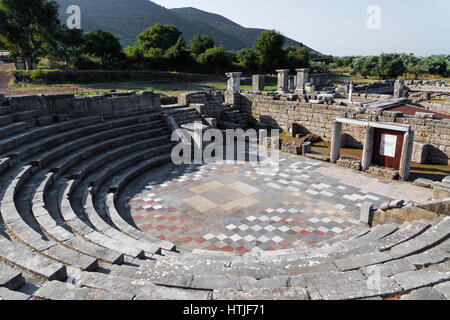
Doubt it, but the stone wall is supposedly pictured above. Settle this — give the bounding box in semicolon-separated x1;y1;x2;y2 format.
3;91;161;117
238;92;450;164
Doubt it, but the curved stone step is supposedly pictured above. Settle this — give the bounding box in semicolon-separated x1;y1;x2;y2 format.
0;233;66;281
33;280;134;300
0;261;25;290
105;193;175;252
0;166;99;271
59;180;145;259
84;190;161;256
0;287;31;300
31;174;125;265
0;116;101;156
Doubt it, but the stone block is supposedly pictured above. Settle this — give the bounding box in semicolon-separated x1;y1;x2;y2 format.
412;142;430;164
360;202;374;225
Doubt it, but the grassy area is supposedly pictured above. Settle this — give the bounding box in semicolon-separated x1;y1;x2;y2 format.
3;74;279;97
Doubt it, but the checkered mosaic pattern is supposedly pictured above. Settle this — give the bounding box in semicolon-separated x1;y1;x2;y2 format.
129;155;393;254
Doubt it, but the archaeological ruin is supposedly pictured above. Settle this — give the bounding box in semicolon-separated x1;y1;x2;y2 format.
0;68;449;301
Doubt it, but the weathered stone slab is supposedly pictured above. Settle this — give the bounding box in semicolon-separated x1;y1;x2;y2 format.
190;275;240;290
405;248;449;268
361;260;416;278
0;287;30;300
34;281;134;300
285;262;338;276
392;270;450;291
334;252;393;271
400;287;446;300
376;220;430;251
433;282;450;299
0;262;25;290
134;286;211;300
213;288;309;300
303;271;366;287
308;277;402;300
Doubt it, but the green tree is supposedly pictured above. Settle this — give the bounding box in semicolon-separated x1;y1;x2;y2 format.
374;53;406;79
189;34;214;57
423;55;448;77
197;46;233;74
0;0;61;70
165;37;195;72
48;28;85;67
84;30;123;66
236;48;259;74
254;30;286;74
137;24;182;51
285;46;310;71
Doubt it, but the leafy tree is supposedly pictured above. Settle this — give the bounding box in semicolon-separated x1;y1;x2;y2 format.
254;30;286;74
285;46;310;71
137;24;182;51
164;37;195;72
374;53;406;79
423;55;448;77
352;56;379;78
189;34;214;57
48;28;85;67
236;48;259;74
309;61;329;74
0;0;61;70
84;30;123;66
197;46;233;74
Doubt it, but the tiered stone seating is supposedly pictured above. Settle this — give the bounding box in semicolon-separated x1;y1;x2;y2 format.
0;93;448;300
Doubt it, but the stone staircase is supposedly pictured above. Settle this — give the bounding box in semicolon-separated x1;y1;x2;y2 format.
0;103;448;300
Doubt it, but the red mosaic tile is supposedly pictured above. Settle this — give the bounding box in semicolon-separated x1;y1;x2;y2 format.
157;235;166;241
308;241;318;245
236;246;248;254
316;232;325;236
140;225;153;232
300;230;310;236
168;226;178;232
265;247;275;251
168;208;178;213
279;220;288;225
221;246;233;252
147;200;155;204
156;225;166;231
181;236;192;243
195;237;207;244
206;245;219;251
180;217;189;222
279;240;291;247
156;216;166;221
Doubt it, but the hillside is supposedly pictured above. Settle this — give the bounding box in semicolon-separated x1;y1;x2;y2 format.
55;0;317;52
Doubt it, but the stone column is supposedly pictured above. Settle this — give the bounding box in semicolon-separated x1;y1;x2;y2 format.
399;131;414;181
276;69;290;93
225;72;242;92
295;68;310;94
252;75;265;92
361;126;374;171
348;81;354;102
288;76;296;91
330;121;342;163
393;79;405;98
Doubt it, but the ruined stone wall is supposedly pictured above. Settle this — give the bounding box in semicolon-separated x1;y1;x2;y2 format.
3;91;161;117
238;92;450;164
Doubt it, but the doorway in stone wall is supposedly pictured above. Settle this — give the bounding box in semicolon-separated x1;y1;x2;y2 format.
371;128;405;170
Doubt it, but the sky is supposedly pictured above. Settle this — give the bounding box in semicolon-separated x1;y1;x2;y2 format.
153;0;450;56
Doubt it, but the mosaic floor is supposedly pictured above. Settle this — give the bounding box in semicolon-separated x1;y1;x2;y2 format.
124;153;432;254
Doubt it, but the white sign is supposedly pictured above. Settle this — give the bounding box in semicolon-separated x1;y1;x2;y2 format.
380;134;397;157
